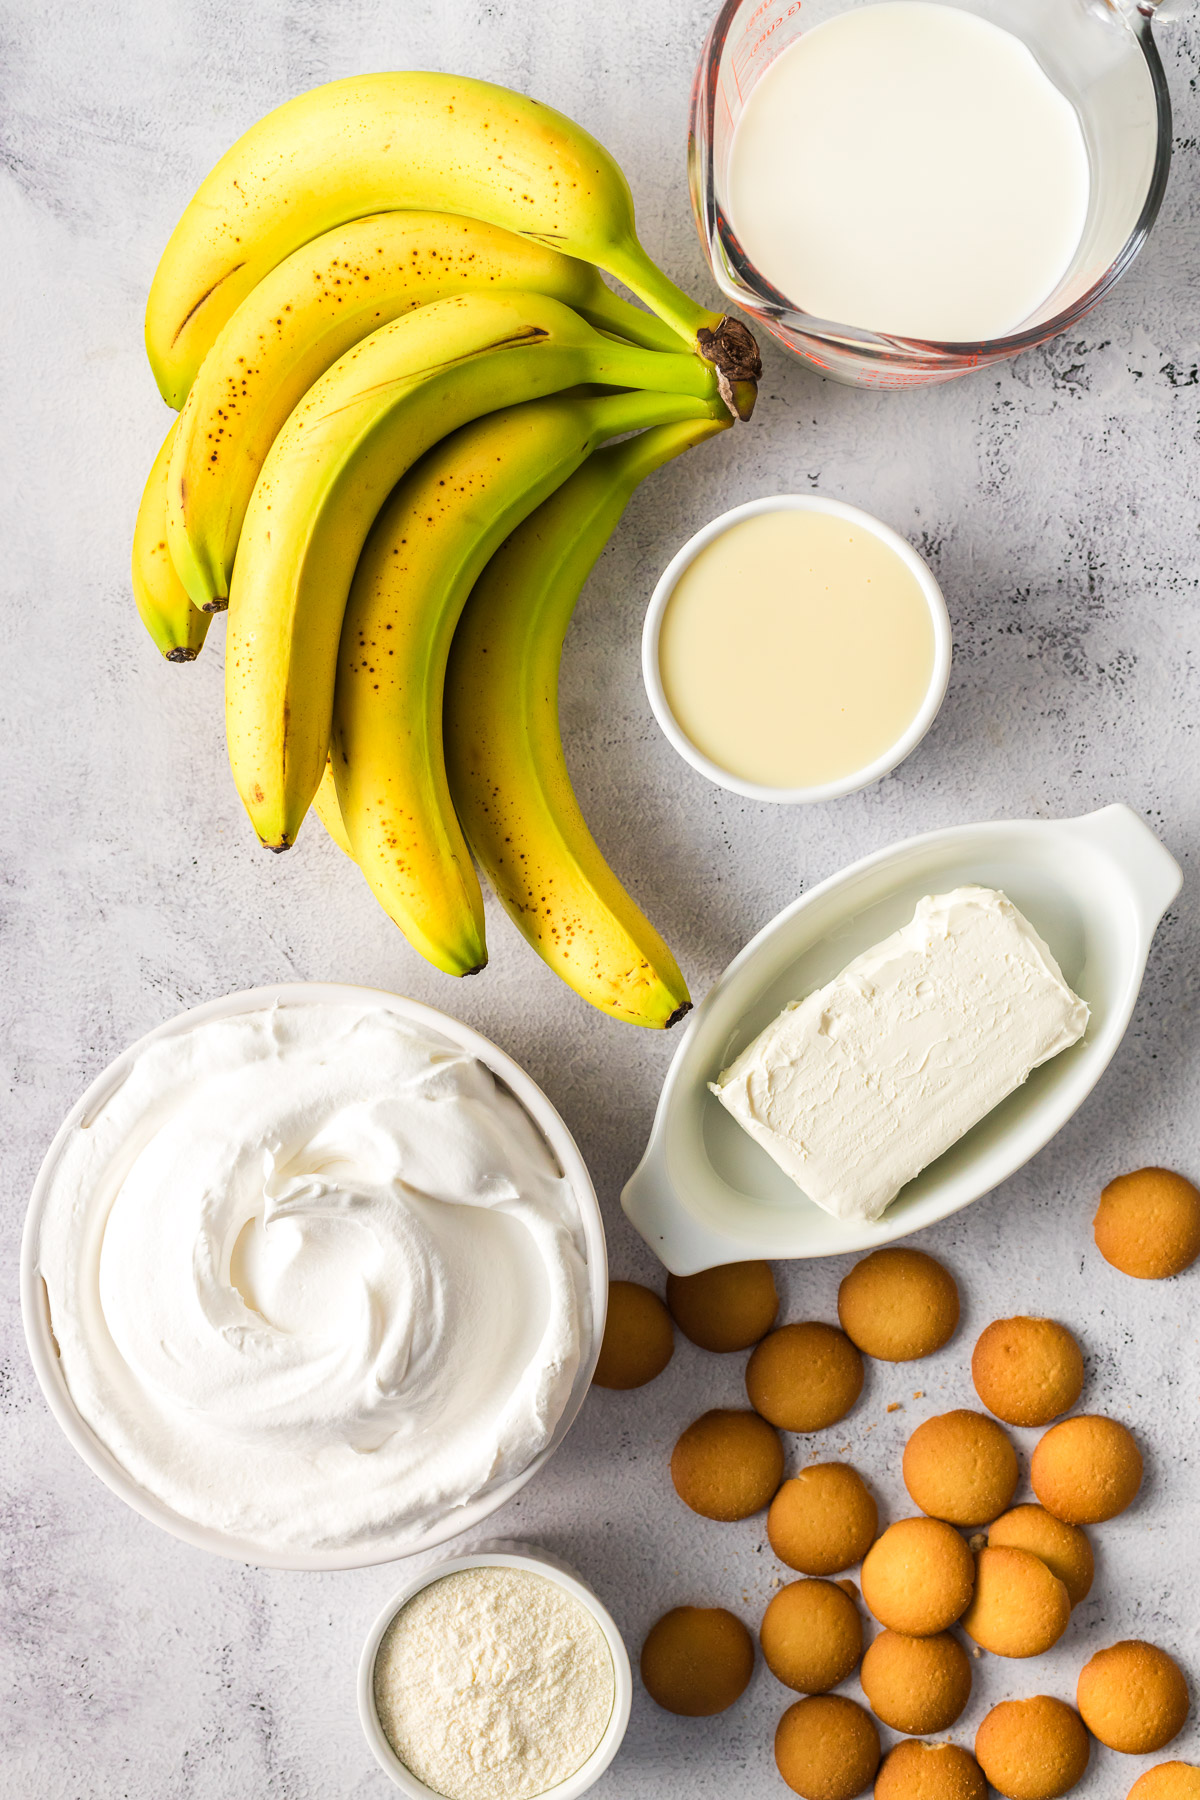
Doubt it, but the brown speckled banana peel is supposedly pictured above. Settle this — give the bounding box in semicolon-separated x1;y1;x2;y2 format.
166;211;686;608
144;72;758;414
224;288;720;857
444;416;729;1026
331;387;726;980
131;421;211;662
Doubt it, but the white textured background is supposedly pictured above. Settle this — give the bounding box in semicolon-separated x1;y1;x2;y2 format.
3;0;1199;1794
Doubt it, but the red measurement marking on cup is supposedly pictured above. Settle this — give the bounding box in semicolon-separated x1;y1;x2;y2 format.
732;0;803;93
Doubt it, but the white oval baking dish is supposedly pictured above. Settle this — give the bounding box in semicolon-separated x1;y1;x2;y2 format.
623;805;1180;1273
21;983;608;1570
358;1542;632;1799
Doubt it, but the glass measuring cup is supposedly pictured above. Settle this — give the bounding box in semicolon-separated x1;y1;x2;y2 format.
689;0;1173;387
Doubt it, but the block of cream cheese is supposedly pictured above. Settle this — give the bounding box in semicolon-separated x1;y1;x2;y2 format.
711;886;1089;1223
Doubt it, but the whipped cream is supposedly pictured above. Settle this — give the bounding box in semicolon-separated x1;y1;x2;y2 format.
712;887;1089;1222
36;1003;590;1552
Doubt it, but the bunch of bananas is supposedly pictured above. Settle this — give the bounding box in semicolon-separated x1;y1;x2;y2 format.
132;72;761;1027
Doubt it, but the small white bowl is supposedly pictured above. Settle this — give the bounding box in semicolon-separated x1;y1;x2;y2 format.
623;804;1181;1271
359;1542;633;1799
21;984;608;1571
642;494;952;805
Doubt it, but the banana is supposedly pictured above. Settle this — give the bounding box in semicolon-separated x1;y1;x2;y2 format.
131;421;211;661
167;211;685;608
226;288;722;854
333;387;723;978
313;759;354;859
444;416;728;1026
145;71;759;415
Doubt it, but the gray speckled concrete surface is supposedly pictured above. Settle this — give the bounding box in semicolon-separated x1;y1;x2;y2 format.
3;0;1199;1794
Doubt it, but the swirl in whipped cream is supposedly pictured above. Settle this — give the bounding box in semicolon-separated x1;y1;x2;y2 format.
36;1003;589;1552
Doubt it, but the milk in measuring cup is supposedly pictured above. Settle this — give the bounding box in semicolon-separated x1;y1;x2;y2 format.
726;1;1091;342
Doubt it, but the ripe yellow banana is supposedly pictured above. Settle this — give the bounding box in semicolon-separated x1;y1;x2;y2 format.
333;387;723;978
167;210;684;608
444;416;729;1026
313;759;354;859
226;288;721;854
145;71;759;415
131;421;211;661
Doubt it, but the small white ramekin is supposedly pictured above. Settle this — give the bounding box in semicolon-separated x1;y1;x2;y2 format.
642;493;952;805
358;1542;633;1799
21;984;608;1571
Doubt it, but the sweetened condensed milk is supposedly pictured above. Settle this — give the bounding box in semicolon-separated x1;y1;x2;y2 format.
657;507;937;791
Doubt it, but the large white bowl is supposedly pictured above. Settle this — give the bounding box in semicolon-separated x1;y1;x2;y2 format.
358;1542;632;1798
21;983;608;1571
623;805;1181;1272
